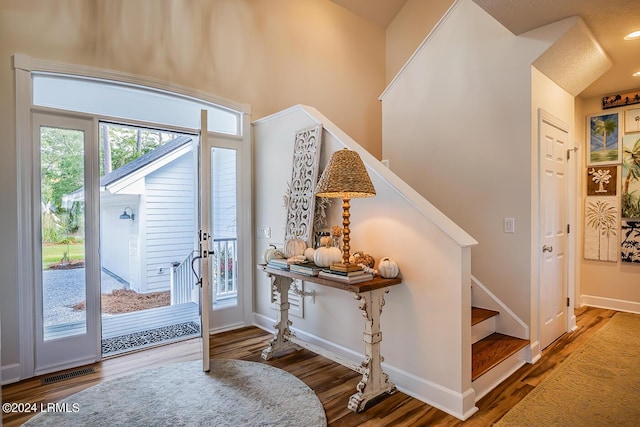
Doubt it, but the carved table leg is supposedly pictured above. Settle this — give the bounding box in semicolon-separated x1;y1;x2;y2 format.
348;288;396;412
261;274;302;360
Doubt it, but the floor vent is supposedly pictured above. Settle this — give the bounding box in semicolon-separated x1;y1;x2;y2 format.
41;367;96;385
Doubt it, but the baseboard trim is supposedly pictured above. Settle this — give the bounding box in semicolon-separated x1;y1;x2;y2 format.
253;312;477;421
1;362;22;385
581;295;640;314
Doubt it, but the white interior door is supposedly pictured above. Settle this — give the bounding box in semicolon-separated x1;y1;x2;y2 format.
33;112;101;374
539;110;569;350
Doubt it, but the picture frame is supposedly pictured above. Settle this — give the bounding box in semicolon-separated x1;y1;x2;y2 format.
624;108;640;133
621;134;640;219
587;112;620;165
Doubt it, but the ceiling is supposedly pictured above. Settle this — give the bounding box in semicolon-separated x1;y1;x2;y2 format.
332;0;640;99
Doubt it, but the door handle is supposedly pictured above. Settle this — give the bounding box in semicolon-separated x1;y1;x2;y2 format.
542;245;553;253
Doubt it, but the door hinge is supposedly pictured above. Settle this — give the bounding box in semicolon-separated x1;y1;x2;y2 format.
567;224;570;234
567;297;570;307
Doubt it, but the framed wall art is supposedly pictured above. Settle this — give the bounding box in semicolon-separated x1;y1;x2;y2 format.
584;196;619;262
624;107;640;133
621;220;640;263
622;134;640;218
587;166;617;196
587;112;620;165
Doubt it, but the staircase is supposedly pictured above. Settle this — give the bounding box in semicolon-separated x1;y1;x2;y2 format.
471;306;529;399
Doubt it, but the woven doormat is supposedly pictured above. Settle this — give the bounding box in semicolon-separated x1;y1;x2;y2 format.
102;321;200;356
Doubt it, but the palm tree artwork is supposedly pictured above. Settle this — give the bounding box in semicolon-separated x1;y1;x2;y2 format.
589;113;619;164
622;135;640;218
585;197;618;262
588;167;613;194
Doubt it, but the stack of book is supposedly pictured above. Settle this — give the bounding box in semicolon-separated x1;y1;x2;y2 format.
318;267;373;284
266;258;289;270
289;262;323;276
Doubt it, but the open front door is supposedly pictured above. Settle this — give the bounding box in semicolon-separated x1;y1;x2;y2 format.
199;110;212;372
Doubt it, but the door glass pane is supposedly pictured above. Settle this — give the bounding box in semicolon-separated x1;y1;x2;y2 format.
211;147;237;309
40;126;87;340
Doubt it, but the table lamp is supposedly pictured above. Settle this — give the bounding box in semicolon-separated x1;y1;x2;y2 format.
315;148;375;271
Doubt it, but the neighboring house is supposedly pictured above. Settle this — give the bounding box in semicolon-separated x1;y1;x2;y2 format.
99;136;197;294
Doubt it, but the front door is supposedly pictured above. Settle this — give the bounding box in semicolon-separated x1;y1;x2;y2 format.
33;112;101;374
198;110;250;370
539;110;569;349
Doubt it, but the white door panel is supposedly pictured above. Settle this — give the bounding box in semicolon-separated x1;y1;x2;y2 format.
539;111;569;350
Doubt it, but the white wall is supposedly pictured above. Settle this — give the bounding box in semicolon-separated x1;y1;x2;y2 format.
380;0;575;328
253;105;479;419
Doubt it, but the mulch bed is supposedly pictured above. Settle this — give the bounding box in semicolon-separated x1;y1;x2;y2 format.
72;289;170;314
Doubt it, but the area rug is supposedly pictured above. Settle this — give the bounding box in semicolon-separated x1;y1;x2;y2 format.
496;312;640;426
24;359;327;427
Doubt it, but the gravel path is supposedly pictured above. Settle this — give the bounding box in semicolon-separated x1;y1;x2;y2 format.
42;268;127;326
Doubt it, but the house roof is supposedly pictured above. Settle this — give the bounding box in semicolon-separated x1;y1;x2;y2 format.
62;135;194;205
100;135;193;187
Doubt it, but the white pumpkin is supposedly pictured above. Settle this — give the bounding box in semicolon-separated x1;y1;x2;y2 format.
263;245;285;263
304;247;316;262
314;245;342;267
378;257;399;278
284;238;306;258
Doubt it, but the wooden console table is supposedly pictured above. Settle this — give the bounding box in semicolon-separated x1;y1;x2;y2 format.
260;265;402;412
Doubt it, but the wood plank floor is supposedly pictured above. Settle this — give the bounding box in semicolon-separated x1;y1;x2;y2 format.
1;306;619;426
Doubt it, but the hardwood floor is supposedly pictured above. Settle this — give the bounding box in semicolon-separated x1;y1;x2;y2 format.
1;306;618;426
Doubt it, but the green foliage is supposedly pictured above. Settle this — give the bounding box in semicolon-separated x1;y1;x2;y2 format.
99;125;181;176
40;127;84;212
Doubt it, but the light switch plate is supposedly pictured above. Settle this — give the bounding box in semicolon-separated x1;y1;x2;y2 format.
257;226;271;238
504;218;515;233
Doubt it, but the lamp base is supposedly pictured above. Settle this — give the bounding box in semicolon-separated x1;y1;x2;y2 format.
330;263;362;273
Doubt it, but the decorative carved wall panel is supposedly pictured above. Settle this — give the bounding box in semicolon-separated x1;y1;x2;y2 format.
284;124;322;247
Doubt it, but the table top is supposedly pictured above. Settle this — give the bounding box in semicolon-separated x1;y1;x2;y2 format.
261;265;402;293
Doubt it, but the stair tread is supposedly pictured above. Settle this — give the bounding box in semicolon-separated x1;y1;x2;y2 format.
471;307;500;325
472;333;529;381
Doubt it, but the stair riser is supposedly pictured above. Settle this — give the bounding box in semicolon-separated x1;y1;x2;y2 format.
471;317;495;344
472;347;528;401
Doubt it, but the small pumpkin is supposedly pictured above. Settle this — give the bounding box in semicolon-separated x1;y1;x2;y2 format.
378;257;399;278
314;245;343;268
284;238;307;258
349;252;375;268
263;245;285;263
304;247;316;262
319;236;332;247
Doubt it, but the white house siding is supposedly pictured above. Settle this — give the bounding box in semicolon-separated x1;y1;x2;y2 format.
211;147;237;240
144;153;196;293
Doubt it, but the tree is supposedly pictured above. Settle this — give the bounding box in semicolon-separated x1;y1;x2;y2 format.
40;127;84;211
593;118;617;151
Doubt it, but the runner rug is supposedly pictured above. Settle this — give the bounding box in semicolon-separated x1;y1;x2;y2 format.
496;312;640;426
24;359;327;427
